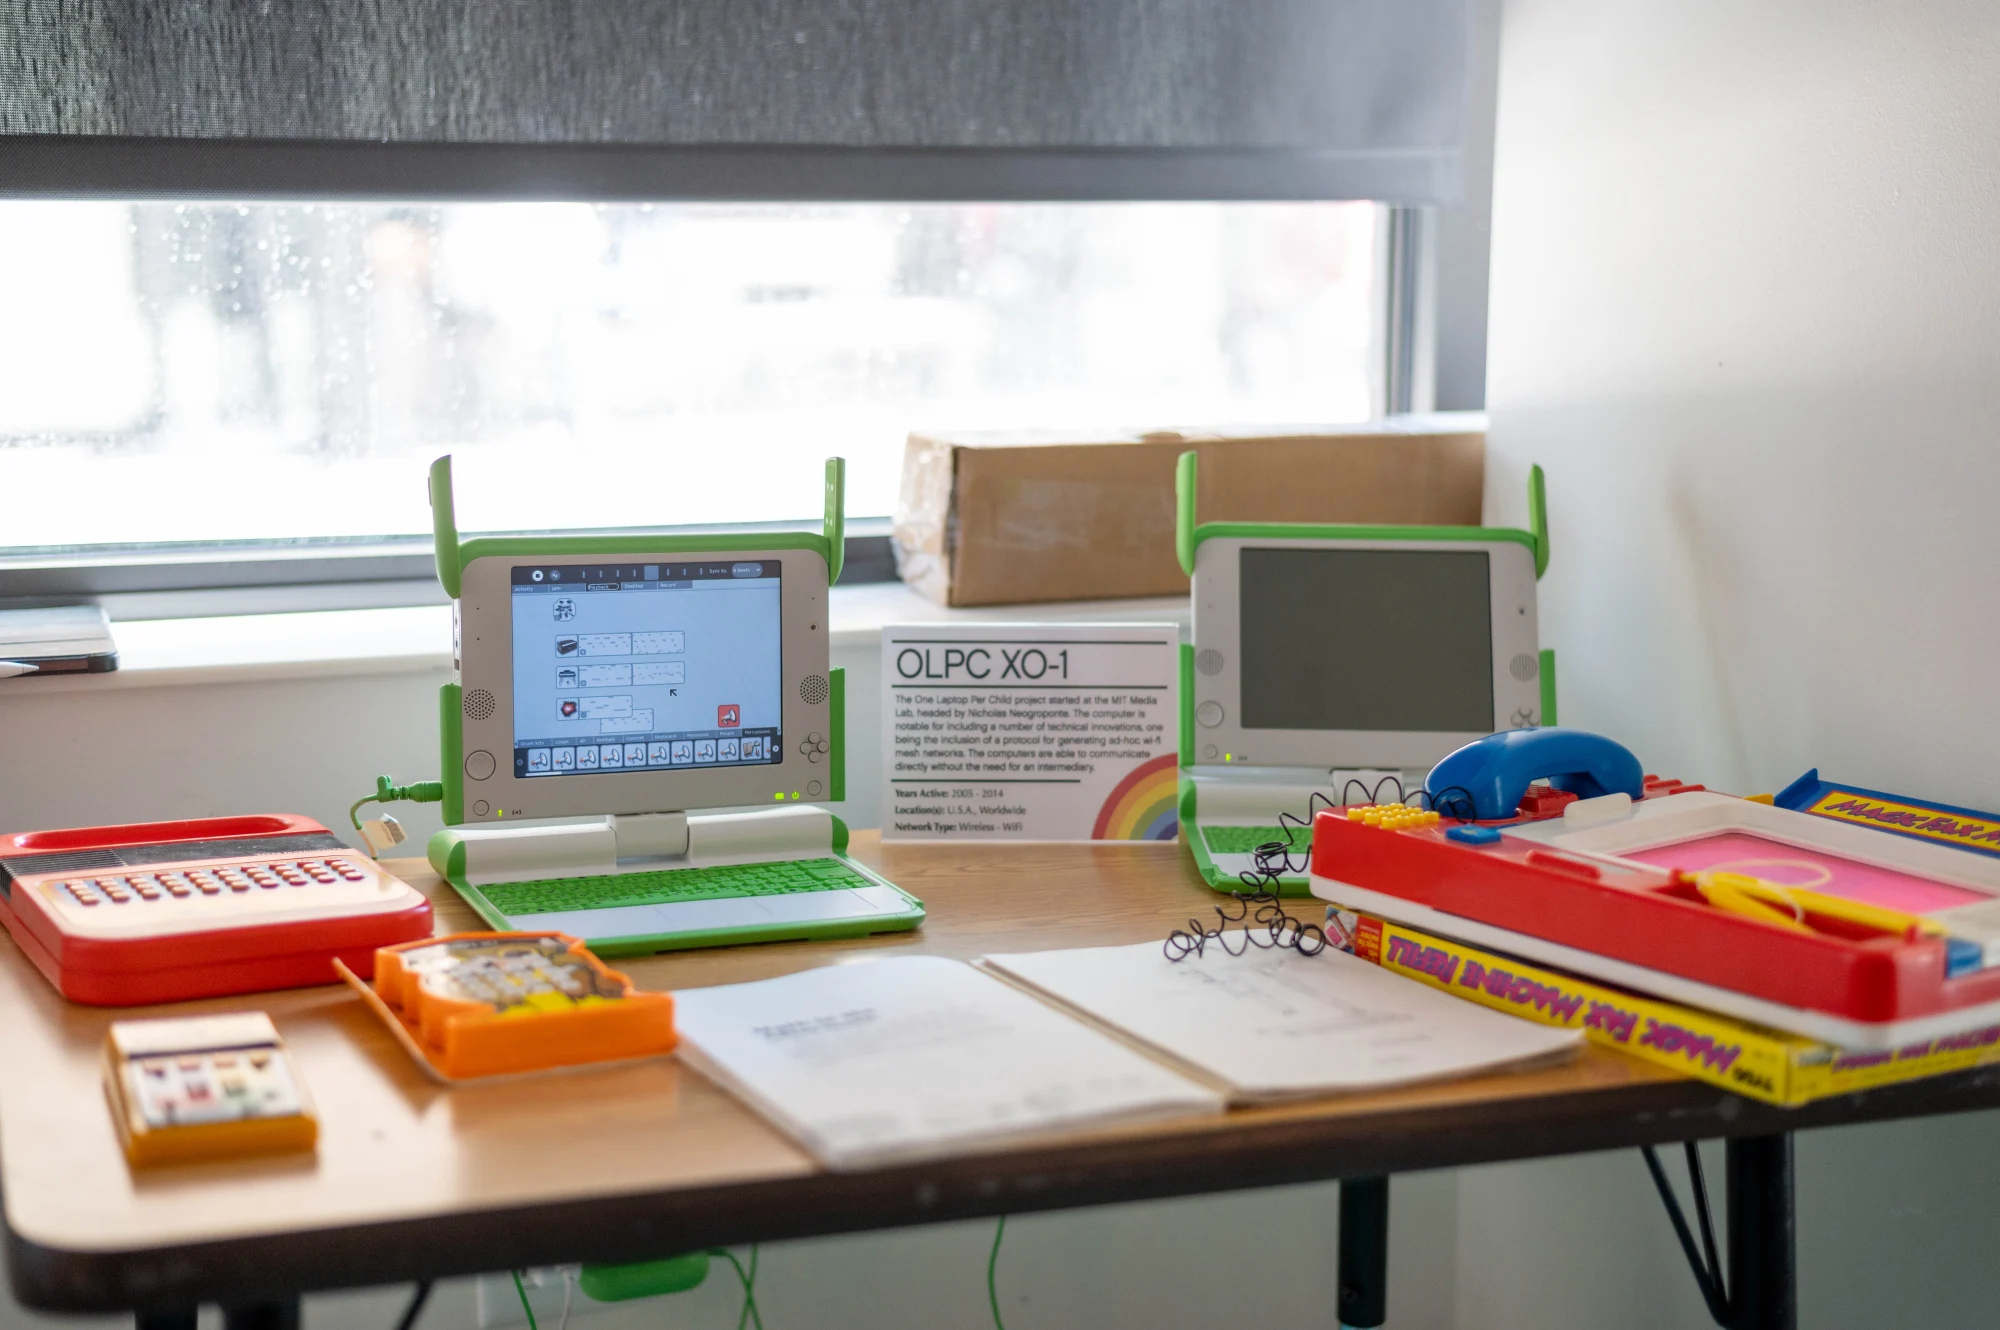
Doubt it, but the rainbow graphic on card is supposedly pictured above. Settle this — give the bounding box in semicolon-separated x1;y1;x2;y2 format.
1092;753;1180;841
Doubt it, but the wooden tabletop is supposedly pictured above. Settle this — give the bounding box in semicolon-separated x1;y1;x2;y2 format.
8;833;2000;1313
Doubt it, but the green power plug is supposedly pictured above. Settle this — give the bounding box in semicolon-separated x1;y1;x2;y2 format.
576;1253;712;1301
348;774;445;855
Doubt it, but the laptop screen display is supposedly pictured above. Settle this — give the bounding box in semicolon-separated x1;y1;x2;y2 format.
1238;547;1494;733
508;561;783;779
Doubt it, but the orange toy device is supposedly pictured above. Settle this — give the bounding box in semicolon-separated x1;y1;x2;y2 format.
102;1012;317;1167
358;932;677;1079
0;814;433;1005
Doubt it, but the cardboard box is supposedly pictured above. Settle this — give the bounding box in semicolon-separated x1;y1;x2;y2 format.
1328;904;2000;1108
892;416;1486;607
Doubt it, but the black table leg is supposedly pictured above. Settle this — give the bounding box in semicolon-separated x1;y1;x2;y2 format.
1726;1133;1796;1330
224;1302;301;1330
136;1312;197;1330
1337;1174;1390;1329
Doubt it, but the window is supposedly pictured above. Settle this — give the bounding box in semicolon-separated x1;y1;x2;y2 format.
0;201;1384;559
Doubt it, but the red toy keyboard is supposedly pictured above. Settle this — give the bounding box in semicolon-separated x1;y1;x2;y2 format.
1309;791;2000;1050
0;814;433;1006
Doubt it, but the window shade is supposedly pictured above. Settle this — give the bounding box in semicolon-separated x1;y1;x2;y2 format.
0;0;1469;202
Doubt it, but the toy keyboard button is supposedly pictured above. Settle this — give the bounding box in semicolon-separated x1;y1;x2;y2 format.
135;886;161;900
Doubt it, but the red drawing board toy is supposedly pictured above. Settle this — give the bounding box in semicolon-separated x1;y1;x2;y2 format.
0;814;433;1006
1309;790;2000;1050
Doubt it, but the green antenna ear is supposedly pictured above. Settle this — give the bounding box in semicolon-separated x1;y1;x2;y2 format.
1528;463;1549;579
1175;450;1199;577
429;455;462;599
823;456;846;584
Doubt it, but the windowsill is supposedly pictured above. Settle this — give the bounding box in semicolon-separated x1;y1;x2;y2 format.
1;585;1190;695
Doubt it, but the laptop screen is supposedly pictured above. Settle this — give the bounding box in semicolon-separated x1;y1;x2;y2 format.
507;561;784;779
1238;547;1495;732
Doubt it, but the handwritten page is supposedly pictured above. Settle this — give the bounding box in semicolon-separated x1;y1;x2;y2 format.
673;956;1223;1169
981;942;1582;1103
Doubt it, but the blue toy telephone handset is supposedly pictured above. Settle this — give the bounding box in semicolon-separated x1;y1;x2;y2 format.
1425;728;1645;822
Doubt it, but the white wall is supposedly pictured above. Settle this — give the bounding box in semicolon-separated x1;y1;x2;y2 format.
1482;1;2000;1325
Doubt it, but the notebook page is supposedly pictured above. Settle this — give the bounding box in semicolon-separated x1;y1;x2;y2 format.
673;955;1224;1169
981;942;1582;1103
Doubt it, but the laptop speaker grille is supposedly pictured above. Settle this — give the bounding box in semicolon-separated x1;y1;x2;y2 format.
463;688;497;721
799;674;830;706
1195;649;1225;677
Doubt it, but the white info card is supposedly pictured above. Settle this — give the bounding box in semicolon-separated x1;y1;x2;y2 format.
881;623;1179;842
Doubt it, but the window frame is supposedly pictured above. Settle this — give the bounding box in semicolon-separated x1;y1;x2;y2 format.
0;521;898;618
0;204;1428;618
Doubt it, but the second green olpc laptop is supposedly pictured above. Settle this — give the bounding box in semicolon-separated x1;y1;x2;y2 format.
1176;451;1557;895
425;454;922;955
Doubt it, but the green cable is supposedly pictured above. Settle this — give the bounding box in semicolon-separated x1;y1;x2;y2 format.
987;1216;1007;1330
349;774;445;831
510;1270;540;1330
708;1247;764;1330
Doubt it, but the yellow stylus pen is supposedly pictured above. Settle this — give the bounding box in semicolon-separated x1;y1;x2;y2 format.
1691;871;1932;937
1692;873;1814;933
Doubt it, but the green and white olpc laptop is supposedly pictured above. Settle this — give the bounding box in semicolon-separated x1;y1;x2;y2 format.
1176;451;1556;895
425;454;923;955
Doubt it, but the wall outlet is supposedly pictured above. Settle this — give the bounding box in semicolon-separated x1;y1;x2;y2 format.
475;1267;588;1329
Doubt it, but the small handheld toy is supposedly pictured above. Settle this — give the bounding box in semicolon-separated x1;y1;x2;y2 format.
102;1012;317;1167
1311;732;2000;1049
341;932;676;1080
0;814;433;1005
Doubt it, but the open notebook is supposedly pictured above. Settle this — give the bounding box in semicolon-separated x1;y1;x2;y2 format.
674;947;1580;1168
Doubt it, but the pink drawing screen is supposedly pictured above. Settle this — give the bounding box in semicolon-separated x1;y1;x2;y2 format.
1622;831;1987;915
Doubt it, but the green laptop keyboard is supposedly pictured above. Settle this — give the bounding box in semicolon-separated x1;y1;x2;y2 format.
480;857;878;917
1201;826;1313;856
